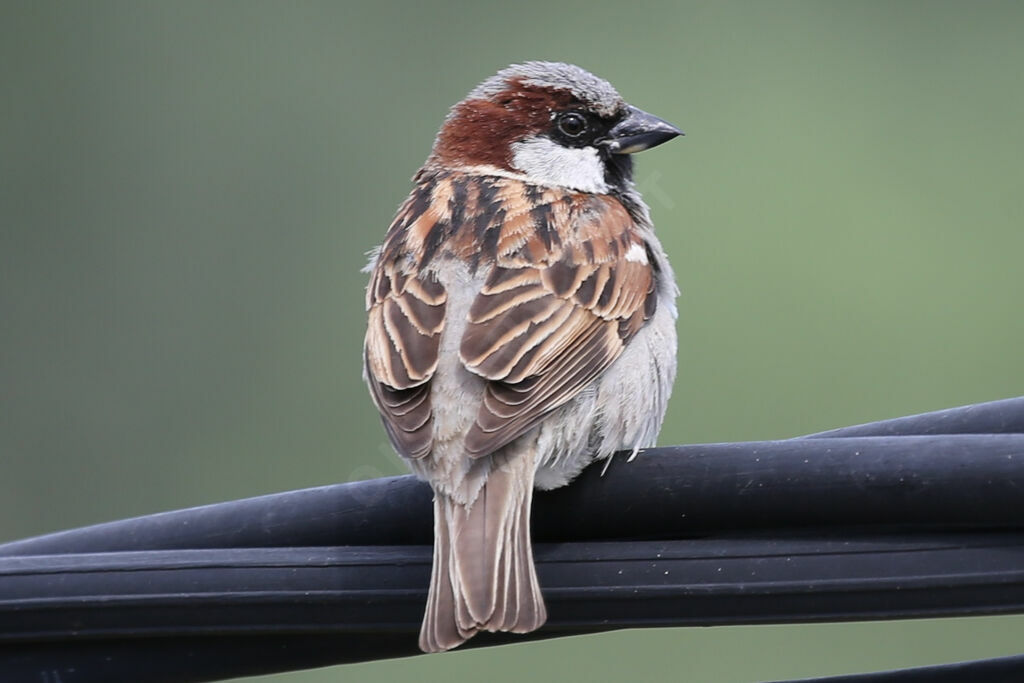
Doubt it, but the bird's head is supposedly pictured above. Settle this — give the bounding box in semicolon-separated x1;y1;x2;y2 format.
430;61;682;194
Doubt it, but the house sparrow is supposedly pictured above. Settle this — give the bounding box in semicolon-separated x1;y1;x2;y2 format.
363;61;681;652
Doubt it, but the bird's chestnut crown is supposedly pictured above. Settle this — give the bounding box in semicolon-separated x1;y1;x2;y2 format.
430;62;682;195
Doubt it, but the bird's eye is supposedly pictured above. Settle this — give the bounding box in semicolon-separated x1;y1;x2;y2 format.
557;112;588;137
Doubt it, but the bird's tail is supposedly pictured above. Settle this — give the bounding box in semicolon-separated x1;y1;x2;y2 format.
419;450;547;652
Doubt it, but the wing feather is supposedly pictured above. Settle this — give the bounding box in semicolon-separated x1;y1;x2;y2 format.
364;171;659;463
459;196;658;458
364;242;447;458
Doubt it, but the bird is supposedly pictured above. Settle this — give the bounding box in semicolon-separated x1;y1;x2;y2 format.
362;61;682;652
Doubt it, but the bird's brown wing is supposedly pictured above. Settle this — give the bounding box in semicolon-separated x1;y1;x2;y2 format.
364;255;447;460
365;172;659;461
459;194;658;458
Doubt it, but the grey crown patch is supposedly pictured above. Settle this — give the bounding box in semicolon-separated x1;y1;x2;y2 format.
466;61;625;117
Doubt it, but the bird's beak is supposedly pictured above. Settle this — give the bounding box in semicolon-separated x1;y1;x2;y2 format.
604;105;683;154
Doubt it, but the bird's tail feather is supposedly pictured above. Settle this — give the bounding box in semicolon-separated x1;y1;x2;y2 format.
419;451;547;652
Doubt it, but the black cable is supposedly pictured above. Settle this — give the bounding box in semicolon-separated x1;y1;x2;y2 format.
4;432;1024;555
2;397;1023;683
802;395;1024;438
4;532;1024;682
768;653;1024;683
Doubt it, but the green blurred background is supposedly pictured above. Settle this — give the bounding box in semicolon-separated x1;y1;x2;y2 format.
3;1;1024;680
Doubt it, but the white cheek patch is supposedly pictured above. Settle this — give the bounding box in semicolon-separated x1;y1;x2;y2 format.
510;136;609;194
